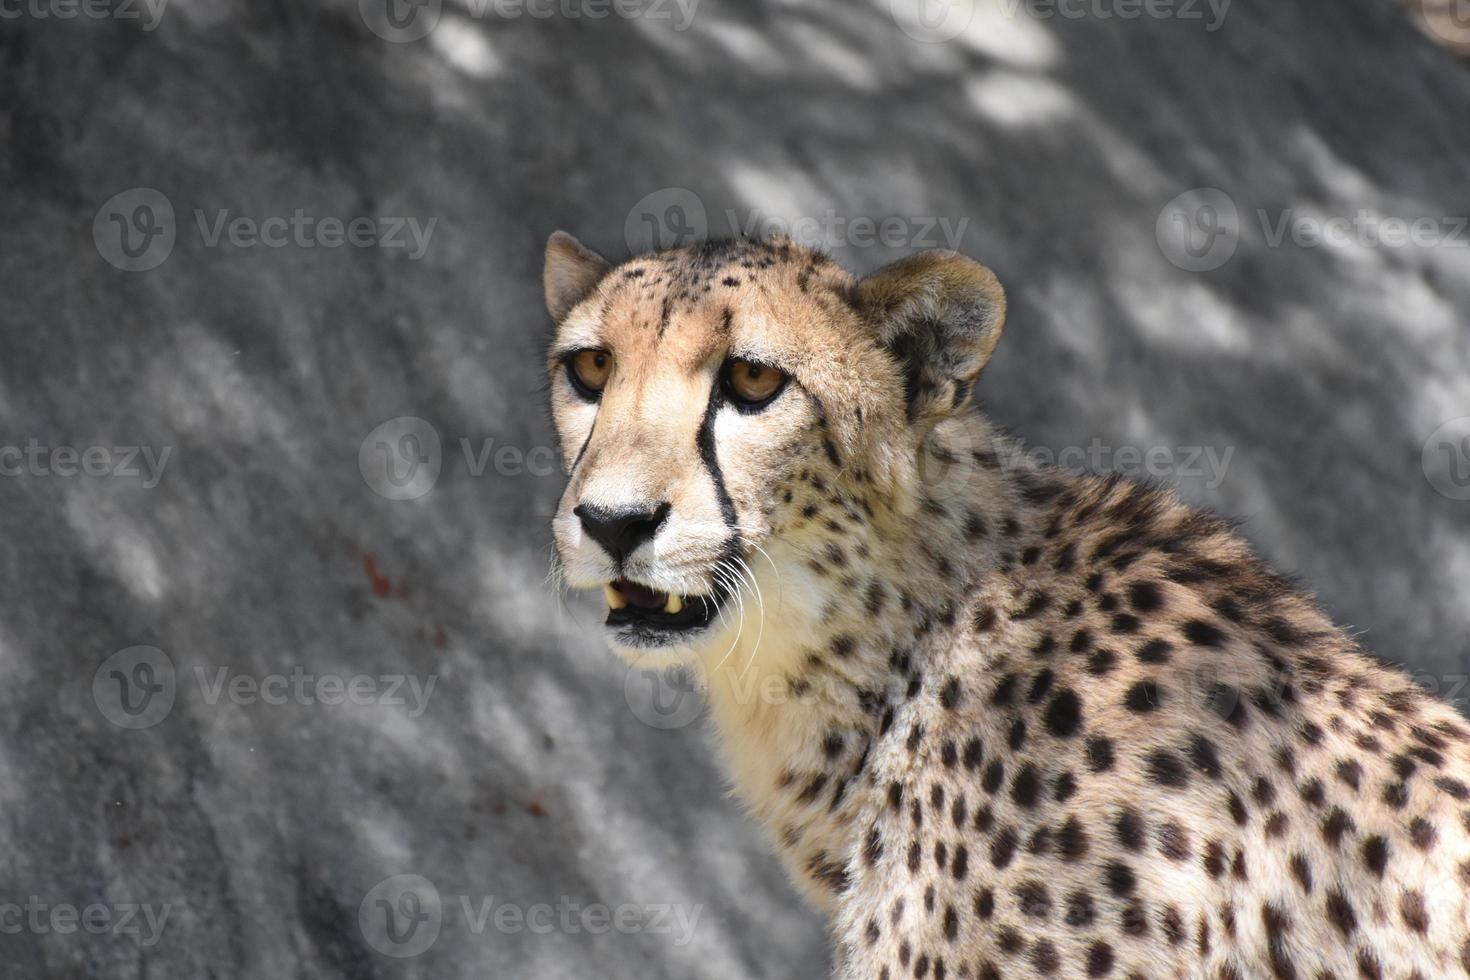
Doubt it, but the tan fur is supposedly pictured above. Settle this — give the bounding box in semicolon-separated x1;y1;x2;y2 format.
545;233;1470;979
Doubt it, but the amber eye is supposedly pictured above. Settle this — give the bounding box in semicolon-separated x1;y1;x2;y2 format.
567;349;612;398
723;358;788;409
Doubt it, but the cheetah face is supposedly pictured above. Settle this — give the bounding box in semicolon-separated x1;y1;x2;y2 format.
543;233;1005;664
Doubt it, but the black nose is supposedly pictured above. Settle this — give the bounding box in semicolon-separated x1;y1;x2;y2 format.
574;501;671;564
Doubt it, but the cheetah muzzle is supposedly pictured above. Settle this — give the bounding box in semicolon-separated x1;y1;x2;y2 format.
543;230;1470;980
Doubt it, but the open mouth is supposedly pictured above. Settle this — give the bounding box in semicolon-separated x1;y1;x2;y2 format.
603;578;722;640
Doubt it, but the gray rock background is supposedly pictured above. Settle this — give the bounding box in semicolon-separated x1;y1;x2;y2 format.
2;0;1468;976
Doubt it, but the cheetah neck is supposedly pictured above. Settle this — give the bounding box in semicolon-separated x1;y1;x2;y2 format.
694;414;1035;904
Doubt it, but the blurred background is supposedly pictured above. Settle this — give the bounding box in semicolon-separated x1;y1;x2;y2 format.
2;0;1469;976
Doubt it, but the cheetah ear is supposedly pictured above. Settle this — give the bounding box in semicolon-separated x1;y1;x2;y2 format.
857;250;1007;422
544;231;611;323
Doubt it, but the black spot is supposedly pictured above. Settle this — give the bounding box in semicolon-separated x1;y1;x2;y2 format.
1065;890;1096;927
1029;939;1060;975
1321;807;1355;847
1015;881;1052;919
1057;817;1089;861
1127;581;1163;612
990;827;1018;868
1044;689;1084;738
982;761;1005;794
1146;750;1190;788
1114;808;1145;851
1158;822;1191;860
1086;736;1115;772
1086;940;1114;977
975;888;995;919
1136;638;1172;663
1183;619;1226;647
1189;734;1222;778
1124;680;1162;713
1028;669;1056;702
939;677;962;710
1008;718;1028;751
1011;764;1042;808
1206;684;1249;728
1013;591;1051;620
1325;889;1356;937
822;732;845;759
1361;835;1390;877
1087;649;1116;676
1110;613;1141;634
962;737;984;771
1103;861;1136;896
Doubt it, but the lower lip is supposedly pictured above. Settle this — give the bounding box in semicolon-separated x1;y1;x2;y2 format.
604;597;722;644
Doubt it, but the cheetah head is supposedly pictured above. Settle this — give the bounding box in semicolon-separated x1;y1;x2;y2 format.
544;232;1006;664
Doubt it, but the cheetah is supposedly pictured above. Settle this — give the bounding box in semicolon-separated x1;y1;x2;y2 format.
543;230;1470;979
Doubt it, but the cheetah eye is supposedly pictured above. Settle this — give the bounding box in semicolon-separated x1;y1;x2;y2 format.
566;349;612;399
722;357;788;410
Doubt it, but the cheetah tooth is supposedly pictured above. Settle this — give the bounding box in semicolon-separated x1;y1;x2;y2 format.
664;593;683;615
604;584;627;610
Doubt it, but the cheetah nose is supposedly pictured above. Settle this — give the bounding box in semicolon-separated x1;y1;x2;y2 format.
574;501;671;564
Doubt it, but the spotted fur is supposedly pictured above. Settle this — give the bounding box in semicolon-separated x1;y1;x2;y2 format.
544;232;1470;979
